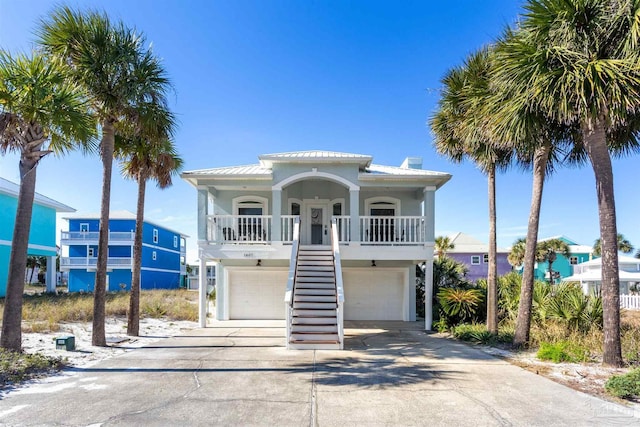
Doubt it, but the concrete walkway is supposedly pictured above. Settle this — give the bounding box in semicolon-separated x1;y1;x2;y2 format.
0;321;638;426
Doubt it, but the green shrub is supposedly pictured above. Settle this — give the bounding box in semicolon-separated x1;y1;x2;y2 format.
437;288;483;325
605;368;640;399
453;323;494;344
433;317;449;333
0;349;64;387
536;341;590;363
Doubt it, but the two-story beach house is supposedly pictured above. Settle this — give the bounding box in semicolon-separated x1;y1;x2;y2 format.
0;177;75;296
534;236;594;283
60;211;187;292
182;151;451;349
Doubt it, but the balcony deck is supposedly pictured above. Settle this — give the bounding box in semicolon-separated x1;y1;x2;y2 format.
60;257;132;270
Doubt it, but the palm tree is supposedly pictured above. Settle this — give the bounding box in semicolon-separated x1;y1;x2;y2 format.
508;238;526;269
114;105;180;337
537;238;571;285
0;51;94;351
430;48;513;334
38;6;171;346
434;236;455;260
593;234;634;257
493;0;640;366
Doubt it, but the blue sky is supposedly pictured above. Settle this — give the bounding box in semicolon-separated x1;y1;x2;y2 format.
1;0;638;262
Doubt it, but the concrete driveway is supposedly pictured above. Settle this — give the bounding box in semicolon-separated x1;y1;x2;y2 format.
0;321;638;426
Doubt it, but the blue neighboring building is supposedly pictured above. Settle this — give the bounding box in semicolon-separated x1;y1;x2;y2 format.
60;210;187;292
0;177;75;296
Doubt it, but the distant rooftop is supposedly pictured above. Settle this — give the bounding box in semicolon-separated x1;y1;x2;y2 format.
63;210;189;237
447;232;509;253
0;177;75;212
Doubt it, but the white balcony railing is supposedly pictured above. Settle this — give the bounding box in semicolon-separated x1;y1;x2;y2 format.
60;231;135;242
206;214;428;245
60;257;133;269
359;216;426;245
207;215;272;244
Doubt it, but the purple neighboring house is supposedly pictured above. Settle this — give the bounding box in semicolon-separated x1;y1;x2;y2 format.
446;232;512;283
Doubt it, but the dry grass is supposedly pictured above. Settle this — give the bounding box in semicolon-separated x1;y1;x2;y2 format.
0;290;198;333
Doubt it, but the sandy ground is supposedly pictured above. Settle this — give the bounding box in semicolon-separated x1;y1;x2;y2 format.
21;317;198;368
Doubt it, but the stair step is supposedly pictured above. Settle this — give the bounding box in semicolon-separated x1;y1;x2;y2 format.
297;266;334;272
293;302;337;309
293;308;337;316
296;276;335;283
295;289;336;296
297;270;334;276
292;317;337;325
291;324;337;333
291;333;339;341
296;283;335;290
295;295;336;303
299;245;331;251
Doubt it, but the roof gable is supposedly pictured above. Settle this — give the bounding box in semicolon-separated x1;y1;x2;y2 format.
0;177;75;212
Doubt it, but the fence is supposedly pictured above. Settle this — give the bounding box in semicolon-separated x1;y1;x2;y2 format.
620;294;640;310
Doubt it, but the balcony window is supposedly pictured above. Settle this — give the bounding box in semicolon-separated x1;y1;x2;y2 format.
471;255;481;265
153;229;158;244
570;256;578;265
290;202;301;216
173;236;178;248
152;251;157;261
483;254;489;263
88;247;95;257
80;223;89;233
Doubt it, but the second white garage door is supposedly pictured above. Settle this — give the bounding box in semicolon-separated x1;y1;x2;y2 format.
228;269;287;320
342;269;405;320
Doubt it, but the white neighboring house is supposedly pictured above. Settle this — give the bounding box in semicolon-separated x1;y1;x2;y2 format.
182;150;451;349
187;262;216;292
563;255;640;295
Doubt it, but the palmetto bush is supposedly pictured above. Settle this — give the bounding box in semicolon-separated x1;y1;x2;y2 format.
437;288;484;326
546;283;603;332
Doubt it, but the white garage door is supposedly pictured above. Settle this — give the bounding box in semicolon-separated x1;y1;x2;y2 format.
343;269;405;320
228;269;287;319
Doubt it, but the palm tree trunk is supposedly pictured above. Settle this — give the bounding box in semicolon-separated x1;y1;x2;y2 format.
0;157;38;351
92;119;115;347
487;165;498;334
514;143;550;347
127;174;146;336
582;118;623;367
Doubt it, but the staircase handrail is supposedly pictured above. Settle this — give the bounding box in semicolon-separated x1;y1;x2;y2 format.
284;218;300;344
331;218;345;349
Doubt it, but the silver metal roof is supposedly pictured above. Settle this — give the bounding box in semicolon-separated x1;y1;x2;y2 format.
0;177;75;212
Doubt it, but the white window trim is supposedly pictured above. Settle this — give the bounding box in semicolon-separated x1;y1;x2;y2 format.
471;255;481;265
153;228;159;244
483;254;489;263
80;223;89;233
364;196;401;216
88;247;95;257
152;251;157;261
173;236;178;248
232;195;269;216
570;256;578;265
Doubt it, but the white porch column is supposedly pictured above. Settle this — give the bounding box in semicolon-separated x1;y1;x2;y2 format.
349;189;360;243
198;255;207;327
272;188;282;243
197;186;209;242
45;255;56;293
215;263;225;320
423;187;436;242
424;259;434;330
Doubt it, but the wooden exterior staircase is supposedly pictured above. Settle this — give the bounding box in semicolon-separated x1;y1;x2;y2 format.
289;245;340;349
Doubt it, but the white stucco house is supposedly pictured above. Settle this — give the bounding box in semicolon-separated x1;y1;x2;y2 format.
182;150;451;348
563;255;640;295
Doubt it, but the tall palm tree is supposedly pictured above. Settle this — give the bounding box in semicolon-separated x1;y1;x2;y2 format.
38;6;171;346
593;234;634;257
537;238;571;285
114;105;180;337
434;236;455;260
430;48;513;334
0;51;94;351
494;0;640;366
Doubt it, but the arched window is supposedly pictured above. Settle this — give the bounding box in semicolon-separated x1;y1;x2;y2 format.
364;197;401;242
232;196;269;241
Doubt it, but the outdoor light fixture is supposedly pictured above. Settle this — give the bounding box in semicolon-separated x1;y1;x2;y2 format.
371;260;376;267
256;259;262;267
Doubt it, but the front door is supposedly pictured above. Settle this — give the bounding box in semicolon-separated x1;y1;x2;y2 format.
305;204;327;245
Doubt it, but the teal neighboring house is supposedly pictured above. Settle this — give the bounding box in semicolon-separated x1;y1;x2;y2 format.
0;177;75;296
534;236;595;283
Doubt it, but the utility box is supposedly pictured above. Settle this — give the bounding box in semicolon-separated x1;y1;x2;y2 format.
55;336;75;351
